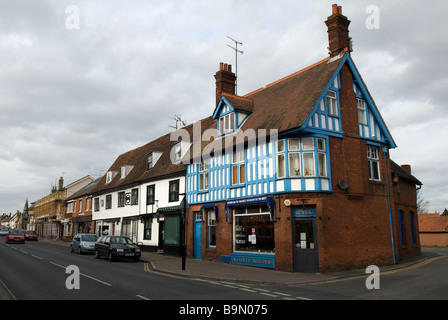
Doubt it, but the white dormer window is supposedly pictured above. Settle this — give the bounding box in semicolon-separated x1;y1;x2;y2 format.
121;166;127;178
219;112;235;135
106;171;113;183
147;153;153;170
174;144;182;162
357;98;367;125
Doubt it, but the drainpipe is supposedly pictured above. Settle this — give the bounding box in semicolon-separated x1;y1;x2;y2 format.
383;147;396;265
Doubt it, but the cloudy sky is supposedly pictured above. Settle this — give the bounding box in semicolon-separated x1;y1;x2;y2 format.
1;0;447;214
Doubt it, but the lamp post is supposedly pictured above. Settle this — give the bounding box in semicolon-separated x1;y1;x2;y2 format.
179;194;189;270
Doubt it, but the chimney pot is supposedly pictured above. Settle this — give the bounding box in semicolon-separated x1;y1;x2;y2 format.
219;62;224;71
338;6;342;14
332;4;338;14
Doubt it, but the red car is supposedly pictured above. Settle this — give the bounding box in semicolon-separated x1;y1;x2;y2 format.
24;230;38;241
6;230;25;244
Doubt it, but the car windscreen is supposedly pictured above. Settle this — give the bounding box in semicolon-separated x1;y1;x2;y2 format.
80;235;97;242
111;237;133;244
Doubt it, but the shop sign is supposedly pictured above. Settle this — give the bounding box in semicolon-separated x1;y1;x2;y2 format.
231;252;275;269
291;205;316;217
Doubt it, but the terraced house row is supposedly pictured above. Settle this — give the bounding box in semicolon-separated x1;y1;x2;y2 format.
34;4;423;272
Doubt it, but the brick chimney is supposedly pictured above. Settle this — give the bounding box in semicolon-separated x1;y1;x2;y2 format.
214;62;236;106
325;4;351;57
58;176;64;191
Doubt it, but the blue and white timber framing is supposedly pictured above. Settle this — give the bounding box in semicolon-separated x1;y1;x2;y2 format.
186;54;396;206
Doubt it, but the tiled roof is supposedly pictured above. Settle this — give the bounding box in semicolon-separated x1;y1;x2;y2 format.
418;214;448;232
390;160;422;186
92;117;214;194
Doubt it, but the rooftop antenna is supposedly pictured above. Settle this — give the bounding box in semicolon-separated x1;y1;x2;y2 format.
169;114;187;130
227;36;243;94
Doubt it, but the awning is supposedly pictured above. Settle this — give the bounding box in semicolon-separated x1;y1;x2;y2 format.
157;206;181;214
225;196;276;221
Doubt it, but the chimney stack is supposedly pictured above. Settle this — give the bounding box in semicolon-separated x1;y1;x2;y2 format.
58;176;64;191
325;4;351;57
214;62;236;106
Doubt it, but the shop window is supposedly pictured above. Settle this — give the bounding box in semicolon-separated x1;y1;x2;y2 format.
143;219;152;240
233;204;274;254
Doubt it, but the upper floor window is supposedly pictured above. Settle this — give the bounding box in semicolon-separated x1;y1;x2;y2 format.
106;171;113;183
131;188;139;205
357;98;367;125
326;90;338;116
219;113;235;135
169;179;180;202
367;146;380;181
147;185;155;205
232;149;245;185
147;152;153;170
105;194;112;210
199;160;209;191
94;198;99;212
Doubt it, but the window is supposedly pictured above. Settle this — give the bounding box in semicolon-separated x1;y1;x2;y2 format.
147;152;153;170
277;140;286;178
326;90;338;115
410;212;416;245
357;98;367;125
169;180;180;202
174;144;182;162
199;160;209;191
143;219;152;240
219;113;235;135
121;166;127;179
78;199;82;213
94;198;99;212
289;153;300;177
317;139;327;177
303;153;315;176
106;171;113;183
233;204;275;254
118;192;125;207
131;188;138;205
367;146;380;181
207;210;216;248
147;185;155;205
399;210;406;246
86;198;90;212
232;149;245;185
105;195;112;210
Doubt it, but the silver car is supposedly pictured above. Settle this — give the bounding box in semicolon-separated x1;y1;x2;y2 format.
70;233;97;254
0;226;9;236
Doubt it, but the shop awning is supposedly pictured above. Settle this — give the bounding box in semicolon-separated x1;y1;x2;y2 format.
224;196;276;221
157;206;181;213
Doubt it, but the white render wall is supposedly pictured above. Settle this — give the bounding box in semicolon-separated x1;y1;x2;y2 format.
92;175;185;248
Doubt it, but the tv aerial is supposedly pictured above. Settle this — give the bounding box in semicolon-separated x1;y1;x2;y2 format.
227;36;243;94
169;114;187;130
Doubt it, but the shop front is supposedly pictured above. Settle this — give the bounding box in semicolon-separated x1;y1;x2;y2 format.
225;196;276;269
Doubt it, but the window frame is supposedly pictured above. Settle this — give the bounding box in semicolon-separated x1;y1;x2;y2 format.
367;146;381;181
169;179;180;202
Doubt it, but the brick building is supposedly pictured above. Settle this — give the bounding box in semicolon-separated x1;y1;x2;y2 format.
183;4;422;272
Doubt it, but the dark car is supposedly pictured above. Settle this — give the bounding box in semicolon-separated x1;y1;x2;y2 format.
6;229;25;244
24;230;38;241
94;235;141;262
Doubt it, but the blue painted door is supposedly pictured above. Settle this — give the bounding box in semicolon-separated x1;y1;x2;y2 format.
194;213;202;259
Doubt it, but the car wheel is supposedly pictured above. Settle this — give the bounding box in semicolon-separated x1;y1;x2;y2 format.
108;251;114;262
94;249;100;259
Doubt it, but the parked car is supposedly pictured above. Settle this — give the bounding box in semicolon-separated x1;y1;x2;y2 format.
70;233;97;254
0;226;9;236
24;230;38;241
94;235;141;262
6;229;25;244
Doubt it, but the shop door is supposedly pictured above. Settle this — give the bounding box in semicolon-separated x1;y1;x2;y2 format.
293;219;318;273
194;212;202;259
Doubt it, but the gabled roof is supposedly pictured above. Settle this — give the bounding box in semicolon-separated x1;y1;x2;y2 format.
92;117;214;195
243;56;338;133
213;93;254;119
390;160;422;186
